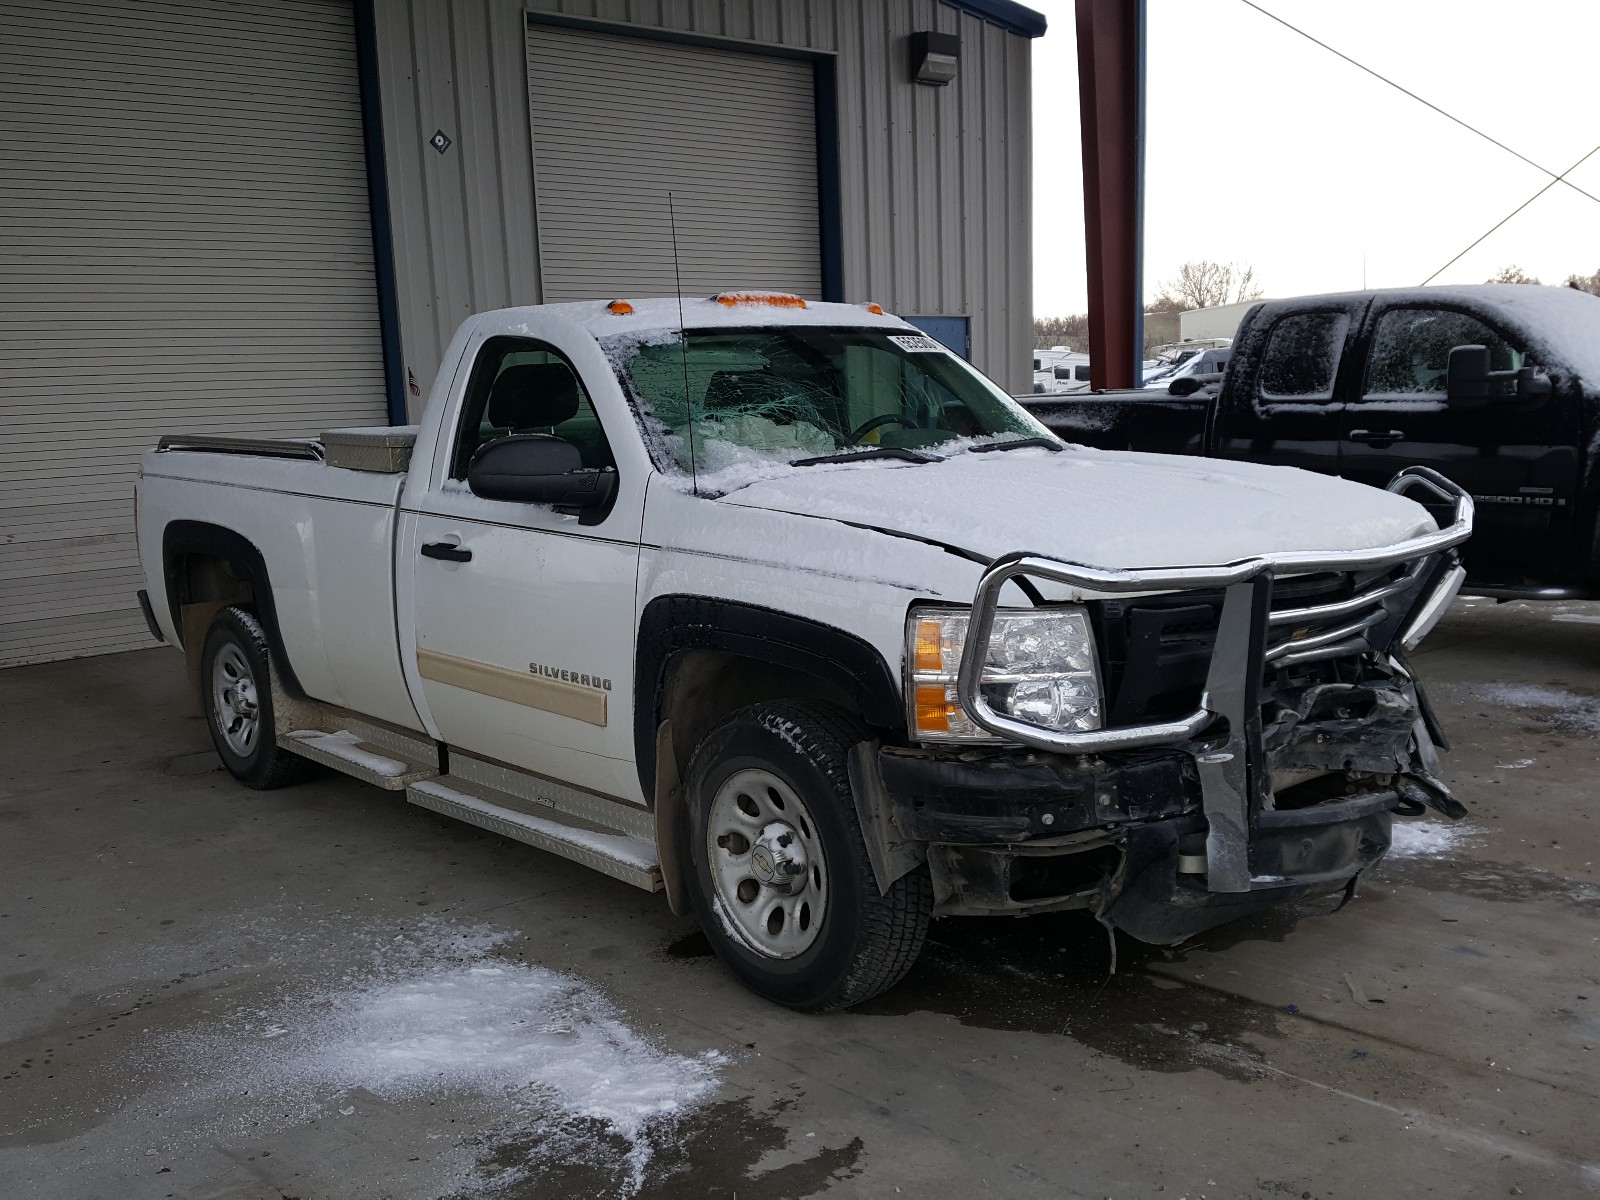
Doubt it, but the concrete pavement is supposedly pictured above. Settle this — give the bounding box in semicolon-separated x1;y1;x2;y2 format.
1;597;1596;1199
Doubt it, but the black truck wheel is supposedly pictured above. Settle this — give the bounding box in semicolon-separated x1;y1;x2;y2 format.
199;606;316;790
682;701;931;1011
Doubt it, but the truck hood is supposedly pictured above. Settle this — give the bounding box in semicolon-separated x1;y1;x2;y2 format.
720;447;1436;569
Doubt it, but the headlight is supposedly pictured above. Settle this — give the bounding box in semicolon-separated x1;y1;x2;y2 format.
905;606;1103;743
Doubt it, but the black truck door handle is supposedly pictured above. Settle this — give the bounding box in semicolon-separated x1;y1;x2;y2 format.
1347;428;1404;446
419;541;472;563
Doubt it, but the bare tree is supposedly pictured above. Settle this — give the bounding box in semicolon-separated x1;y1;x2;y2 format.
1487;265;1541;284
1564;268;1600;296
1154;261;1264;310
1033;314;1089;349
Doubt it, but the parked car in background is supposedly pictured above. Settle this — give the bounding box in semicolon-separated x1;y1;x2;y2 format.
1142;346;1231;392
1020;285;1600;600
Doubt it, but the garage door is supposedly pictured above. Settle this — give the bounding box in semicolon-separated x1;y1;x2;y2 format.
0;0;387;666
526;24;822;302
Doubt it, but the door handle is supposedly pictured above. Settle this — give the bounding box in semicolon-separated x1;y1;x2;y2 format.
419;541;472;563
1347;428;1405;446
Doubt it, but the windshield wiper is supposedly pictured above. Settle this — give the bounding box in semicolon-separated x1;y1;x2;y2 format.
792;446;945;467
968;436;1065;453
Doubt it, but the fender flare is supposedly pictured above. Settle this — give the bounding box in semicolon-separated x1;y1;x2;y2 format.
632;594;904;799
161;520;306;697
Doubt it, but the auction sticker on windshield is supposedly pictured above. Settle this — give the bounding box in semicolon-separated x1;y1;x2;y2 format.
889;334;945;353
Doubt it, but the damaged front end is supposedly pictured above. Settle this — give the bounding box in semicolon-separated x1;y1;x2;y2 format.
870;467;1473;944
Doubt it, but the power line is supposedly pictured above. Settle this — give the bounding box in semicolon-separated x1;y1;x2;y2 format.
1421;145;1600;285
1238;0;1600;209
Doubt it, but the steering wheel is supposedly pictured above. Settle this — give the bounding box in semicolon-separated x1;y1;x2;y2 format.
847;413;912;445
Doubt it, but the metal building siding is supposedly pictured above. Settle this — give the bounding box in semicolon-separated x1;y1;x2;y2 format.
373;0;1033;406
525;25;822;302
0;0;386;666
371;0;543;405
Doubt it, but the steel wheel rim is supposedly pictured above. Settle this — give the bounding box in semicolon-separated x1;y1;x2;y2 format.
210;642;260;758
706;767;827;960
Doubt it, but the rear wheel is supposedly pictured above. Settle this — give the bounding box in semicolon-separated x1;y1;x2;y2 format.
683;701;931;1011
200;606;316;790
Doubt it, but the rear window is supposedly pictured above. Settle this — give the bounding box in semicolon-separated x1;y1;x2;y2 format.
1259;312;1349;400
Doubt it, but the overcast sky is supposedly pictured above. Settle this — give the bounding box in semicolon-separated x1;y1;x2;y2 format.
1029;0;1600;316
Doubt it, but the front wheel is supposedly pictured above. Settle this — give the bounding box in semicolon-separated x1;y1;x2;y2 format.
200;606;316;790
683;701;931;1011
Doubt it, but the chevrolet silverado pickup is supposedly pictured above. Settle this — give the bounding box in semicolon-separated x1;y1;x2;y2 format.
135;293;1472;1011
1021;284;1600;600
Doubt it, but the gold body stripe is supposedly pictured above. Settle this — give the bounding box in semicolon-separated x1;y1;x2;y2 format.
416;648;608;727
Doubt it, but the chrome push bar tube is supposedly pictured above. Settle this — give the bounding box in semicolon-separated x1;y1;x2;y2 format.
954;467;1473;754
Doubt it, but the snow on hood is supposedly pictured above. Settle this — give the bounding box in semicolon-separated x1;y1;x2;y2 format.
721;446;1436;570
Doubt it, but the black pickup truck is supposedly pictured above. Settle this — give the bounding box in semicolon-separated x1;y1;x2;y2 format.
1021;285;1600;600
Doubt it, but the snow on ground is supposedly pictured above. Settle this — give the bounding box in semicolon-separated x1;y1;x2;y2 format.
1389;819;1477;859
123;917;723;1195
1474;683;1600;735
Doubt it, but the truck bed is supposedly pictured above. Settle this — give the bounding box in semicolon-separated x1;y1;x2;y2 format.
136;440;420;731
1017;390;1211;455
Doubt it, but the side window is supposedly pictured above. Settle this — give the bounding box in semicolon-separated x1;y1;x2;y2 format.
1363;308;1526;397
1075;364;1091;381
1258;312;1349;400
450;338;615;480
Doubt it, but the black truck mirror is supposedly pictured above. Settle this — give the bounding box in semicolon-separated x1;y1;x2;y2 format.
1447;344;1549;409
1445;344;1493;408
1168;372;1223;398
468;434;618;515
1516;365;1553;401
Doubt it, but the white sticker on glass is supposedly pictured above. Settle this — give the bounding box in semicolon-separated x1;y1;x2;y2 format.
888;334;945;353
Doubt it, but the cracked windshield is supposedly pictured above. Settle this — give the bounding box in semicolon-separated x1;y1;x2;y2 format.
610;327;1051;476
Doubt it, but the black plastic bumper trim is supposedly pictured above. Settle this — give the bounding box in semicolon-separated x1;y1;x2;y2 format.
135;589;165;643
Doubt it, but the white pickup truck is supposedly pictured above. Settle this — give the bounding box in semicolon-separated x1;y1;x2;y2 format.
135;293;1472;1011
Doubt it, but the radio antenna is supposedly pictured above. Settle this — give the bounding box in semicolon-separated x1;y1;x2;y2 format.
667;192;699;497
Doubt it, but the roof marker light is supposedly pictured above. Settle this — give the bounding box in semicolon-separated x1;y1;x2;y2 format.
607;299;634;315
712;292;808;309
864;302;885;315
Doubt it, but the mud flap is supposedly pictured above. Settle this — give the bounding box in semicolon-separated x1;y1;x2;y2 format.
653;721;685;915
847;742;926;895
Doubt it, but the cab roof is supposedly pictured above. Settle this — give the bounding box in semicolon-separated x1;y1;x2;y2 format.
482;295;919;339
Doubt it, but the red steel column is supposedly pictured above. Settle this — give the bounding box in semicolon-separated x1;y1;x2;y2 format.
1076;0;1145;391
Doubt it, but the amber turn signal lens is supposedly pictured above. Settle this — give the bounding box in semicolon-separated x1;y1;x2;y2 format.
607;299;634;315
712;292;808;309
913;619;945;673
914;684;952;734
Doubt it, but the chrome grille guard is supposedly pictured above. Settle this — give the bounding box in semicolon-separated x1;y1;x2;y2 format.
955;466;1472;756
953;466;1471;894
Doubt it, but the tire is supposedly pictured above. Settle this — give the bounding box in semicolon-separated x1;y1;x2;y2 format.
199;606;316;790
682;701;931;1011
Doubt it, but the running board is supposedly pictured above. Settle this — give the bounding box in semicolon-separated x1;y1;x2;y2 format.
279;722;439;790
406;772;660;892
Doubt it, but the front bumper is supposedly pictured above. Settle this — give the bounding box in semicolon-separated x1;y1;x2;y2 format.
873;467;1471;937
1101;790;1396;943
877;744;1397;937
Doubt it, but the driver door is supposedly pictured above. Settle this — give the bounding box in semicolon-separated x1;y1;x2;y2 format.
1339;304;1580;580
398;334;645;803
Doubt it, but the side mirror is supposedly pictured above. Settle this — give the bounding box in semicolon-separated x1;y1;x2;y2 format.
1445;344;1493;408
1515;364;1553;401
468;435;617;516
1168;372;1222;397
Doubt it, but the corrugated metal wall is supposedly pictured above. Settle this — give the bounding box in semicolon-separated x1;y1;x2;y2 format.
372;0;1032;406
0;0;387;666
